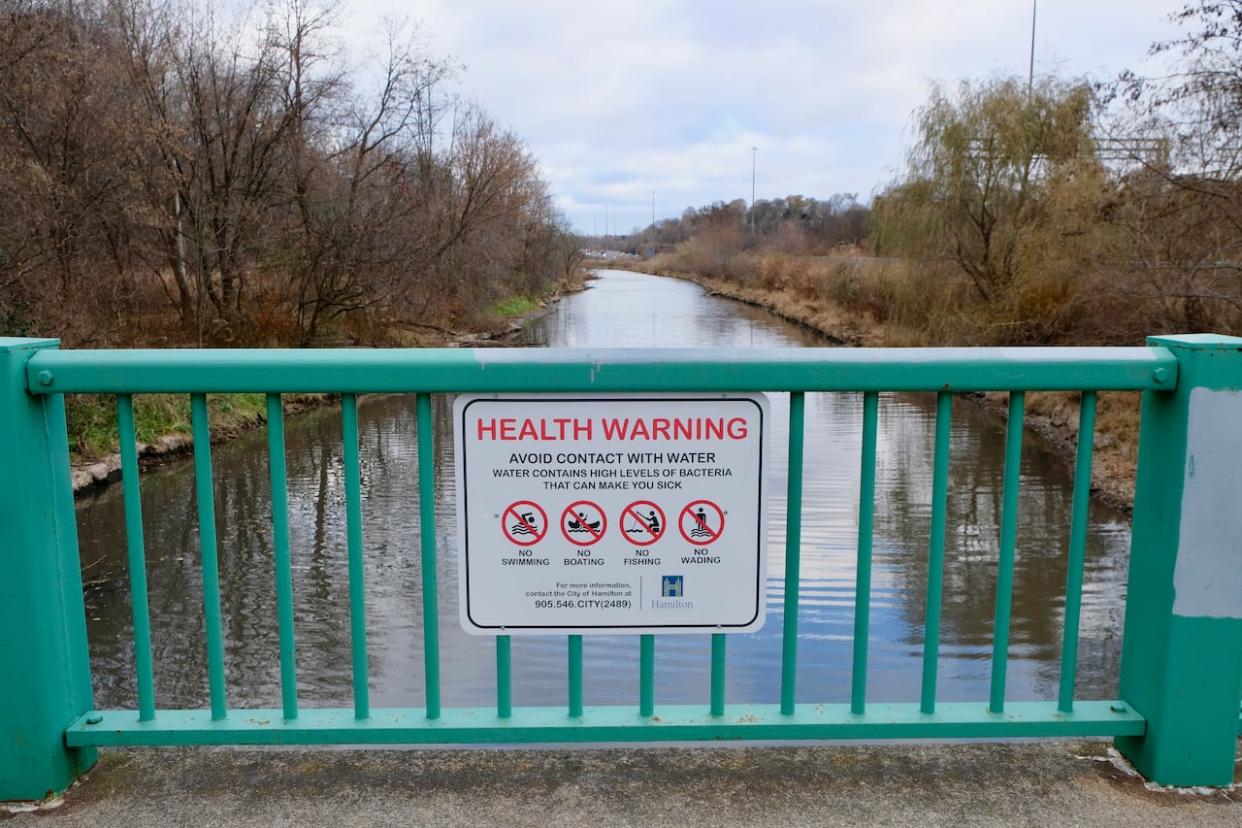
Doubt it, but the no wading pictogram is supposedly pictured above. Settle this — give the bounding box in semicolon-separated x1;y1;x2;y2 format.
621;499;666;545
679;500;725;546
501;500;548;546
561;500;607;546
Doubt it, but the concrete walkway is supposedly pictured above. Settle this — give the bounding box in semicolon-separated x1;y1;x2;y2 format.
5;741;1239;826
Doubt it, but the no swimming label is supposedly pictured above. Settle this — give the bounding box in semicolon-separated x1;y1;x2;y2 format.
453;394;769;635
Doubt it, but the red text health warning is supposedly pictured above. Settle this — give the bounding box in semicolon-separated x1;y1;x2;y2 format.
455;394;770;636
475;415;751;442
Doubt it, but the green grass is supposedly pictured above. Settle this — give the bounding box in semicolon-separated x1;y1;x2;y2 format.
65;393;269;461
490;295;541;318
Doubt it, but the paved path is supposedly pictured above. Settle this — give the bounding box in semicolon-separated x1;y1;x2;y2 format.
5;741;1240;826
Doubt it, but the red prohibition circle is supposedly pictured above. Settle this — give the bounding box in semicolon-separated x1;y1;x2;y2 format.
560;500;607;546
679;500;725;546
501;500;548;546
620;500;667;545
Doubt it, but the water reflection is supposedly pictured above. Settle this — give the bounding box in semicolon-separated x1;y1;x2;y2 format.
77;270;1129;711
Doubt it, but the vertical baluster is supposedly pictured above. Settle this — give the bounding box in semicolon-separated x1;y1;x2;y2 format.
116;394;156;721
780;391;806;715
989;391;1025;714
496;636;511;719
1058;390;1097;713
190;394;228;721
568;635;583;717
850;391;879;715
266;393;298;720
416;392;442;719
921;391;952;714
341;394;370;720
710;634;726;716
639;634;655;717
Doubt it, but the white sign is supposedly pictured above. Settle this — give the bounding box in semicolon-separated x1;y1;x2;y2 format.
453;393;769;635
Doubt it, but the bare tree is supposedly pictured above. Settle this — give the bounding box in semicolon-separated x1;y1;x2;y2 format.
0;0;579;345
1107;1;1242;331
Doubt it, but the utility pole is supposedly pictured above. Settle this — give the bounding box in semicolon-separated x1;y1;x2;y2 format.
750;146;757;231
605;204;609;239
1028;0;1037;97
650;190;656;257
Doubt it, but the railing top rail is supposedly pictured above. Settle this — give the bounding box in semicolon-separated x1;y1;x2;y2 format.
24;345;1177;394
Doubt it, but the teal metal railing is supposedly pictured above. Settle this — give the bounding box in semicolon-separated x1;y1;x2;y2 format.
2;337;1241;800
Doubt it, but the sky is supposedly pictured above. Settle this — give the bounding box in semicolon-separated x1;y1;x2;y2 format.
343;1;1181;234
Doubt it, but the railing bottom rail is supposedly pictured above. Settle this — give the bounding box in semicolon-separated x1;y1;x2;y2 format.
66;701;1145;747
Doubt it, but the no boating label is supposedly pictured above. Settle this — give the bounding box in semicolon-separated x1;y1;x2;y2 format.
453;393;769;635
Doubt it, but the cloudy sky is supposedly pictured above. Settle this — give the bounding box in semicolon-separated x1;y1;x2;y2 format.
346;1;1181;234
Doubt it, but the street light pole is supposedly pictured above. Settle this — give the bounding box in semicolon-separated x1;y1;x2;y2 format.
750;146;757;231
1028;0;1037;97
650;190;656;257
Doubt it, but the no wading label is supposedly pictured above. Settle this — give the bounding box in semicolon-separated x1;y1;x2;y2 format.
453;394;769;635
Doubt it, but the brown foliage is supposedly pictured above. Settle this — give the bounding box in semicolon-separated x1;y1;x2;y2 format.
0;0;580;346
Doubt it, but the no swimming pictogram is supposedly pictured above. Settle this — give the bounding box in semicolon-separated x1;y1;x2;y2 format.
502;500;548;546
561;500;607;546
621;500;666;545
679;500;725;546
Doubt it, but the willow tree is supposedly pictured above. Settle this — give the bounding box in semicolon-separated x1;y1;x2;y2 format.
875;77;1100;302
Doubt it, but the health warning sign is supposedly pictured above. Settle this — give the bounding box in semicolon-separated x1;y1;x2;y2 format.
454;394;769;635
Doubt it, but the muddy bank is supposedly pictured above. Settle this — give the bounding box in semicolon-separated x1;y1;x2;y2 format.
70;394;329;495
973;390;1139;514
70;277;592;496
620;263;1139;512
383;272;592;349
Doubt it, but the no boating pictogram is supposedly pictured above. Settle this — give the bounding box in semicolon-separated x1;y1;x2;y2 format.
561;500;607;546
501;500;548;546
621;500;666;545
679;500;725;546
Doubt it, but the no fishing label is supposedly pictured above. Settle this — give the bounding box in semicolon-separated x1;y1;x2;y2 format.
453;394;769;635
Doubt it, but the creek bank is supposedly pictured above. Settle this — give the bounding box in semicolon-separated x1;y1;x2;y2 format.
452;277;592;348
70;277;591;496
617;265;878;346
619;262;1139;512
70;394;329;495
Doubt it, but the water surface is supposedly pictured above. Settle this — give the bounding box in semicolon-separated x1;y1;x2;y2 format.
77;270;1130;711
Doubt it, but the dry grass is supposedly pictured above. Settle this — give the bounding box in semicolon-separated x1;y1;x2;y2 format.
625;250;1147;508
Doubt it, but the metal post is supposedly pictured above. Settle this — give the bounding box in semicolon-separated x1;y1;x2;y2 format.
1115;334;1242;787
779;391;805;714
1028;0;1037;97
750;147;757;231
0;338;96;800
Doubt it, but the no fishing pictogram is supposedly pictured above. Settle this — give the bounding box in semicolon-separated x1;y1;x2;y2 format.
502;500;548;546
561;500;607;546
679;500;725;546
621;500;666;545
